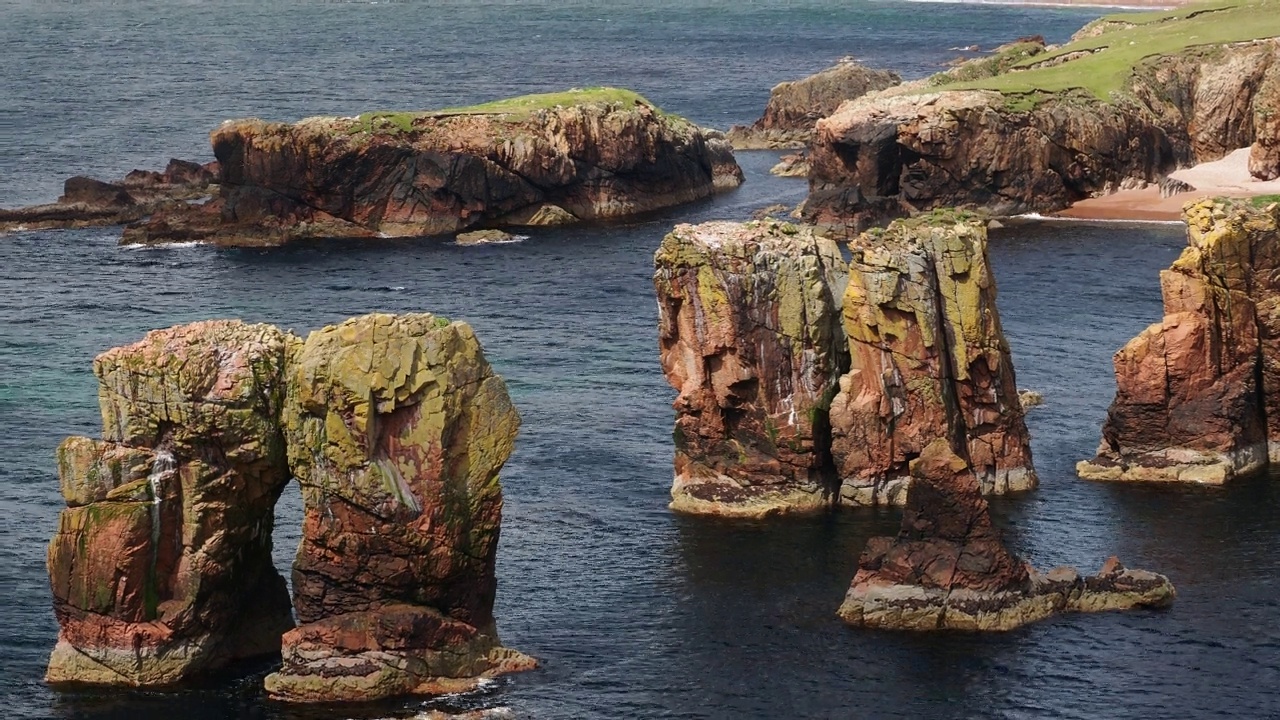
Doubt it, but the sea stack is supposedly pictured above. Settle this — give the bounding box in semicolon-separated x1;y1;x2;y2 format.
266;313;535;702
653;220;849;517
46;321;295;685
124;88;744;246
831;213;1037;504
1079;199;1280;483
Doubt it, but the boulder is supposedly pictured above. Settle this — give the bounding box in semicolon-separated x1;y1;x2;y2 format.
266;313;534;702
456;229;519;245
653;220;849;516
1079;199;1280;483
831;213;1036;505
838;440;1176;631
124;89;744;247
46;321;295;685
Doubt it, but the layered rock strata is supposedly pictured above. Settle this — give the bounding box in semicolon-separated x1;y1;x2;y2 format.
124;89;744;247
1;159;217;233
1079;199;1280;483
654;220;849;517
838;439;1176;631
727;59;901;150
265;313;534;702
831;214;1037;504
46;321;295;685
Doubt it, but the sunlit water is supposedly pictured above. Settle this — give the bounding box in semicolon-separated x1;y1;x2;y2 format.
2;2;1278;718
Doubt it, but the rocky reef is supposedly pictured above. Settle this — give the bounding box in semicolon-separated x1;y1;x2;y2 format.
123;88;744;247
838;438;1175;631
831;213;1037;505
727;59;901;150
47;321;295;685
46;313;533;702
802;3;1280;233
1079;199;1280;483
1;159;216;233
654;213;1036;514
653;220;849;517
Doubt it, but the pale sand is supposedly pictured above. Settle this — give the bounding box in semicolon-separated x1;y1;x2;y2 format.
1056;148;1280;221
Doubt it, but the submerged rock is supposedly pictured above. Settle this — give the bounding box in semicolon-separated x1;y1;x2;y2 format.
653;220;849;517
46;321;295;686
831;213;1036;505
124;89;744;247
838;439;1175;631
456;229;519;245
266;313;534;702
1079;199;1280;483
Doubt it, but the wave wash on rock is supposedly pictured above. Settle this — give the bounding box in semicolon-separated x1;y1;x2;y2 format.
653;214;1036;515
45;313;533;703
1079;199;1280;484
124;88;744;247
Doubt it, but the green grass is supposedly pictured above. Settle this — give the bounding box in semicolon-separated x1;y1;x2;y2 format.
935;0;1280;103
928;41;1047;88
1250;194;1280;206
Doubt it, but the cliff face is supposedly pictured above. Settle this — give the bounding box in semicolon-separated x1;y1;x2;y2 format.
803;30;1280;232
654;221;849;517
124;90;744;246
46;321;295;686
831;214;1036;504
1080;199;1280;483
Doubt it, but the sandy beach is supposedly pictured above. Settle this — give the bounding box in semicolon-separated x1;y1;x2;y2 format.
1056;148;1280;221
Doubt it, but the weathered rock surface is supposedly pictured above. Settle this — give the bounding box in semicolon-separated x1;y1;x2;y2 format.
1;159;217;233
456;229;520;245
654;220;849;516
727;59;901;150
46;321;295;685
266;313;534;702
805;39;1280;233
1250;63;1280;180
1080;199;1280;483
123;90;744;247
838;439;1176;631
770;151;810;178
831;214;1036;505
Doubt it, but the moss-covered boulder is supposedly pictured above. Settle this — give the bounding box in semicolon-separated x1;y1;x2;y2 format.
266;313;534;702
46;321;295;686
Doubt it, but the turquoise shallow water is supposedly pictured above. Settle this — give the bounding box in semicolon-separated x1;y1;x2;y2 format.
3;2;1280;718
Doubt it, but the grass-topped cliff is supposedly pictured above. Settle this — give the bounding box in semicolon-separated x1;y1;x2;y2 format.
928;0;1280;104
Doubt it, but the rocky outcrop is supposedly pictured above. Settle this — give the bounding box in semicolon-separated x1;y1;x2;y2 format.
123;89;744;247
831;214;1036;505
1250;65;1280;180
804;35;1280;233
770;151;809;178
654;220;849;517
727;60;901;150
1;159;217;233
838;439;1176;631
46;321;295;685
265;313;534;702
1079;199;1280;483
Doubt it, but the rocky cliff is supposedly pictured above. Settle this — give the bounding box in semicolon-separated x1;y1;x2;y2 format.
831;213;1037;504
654;220;849;517
123;88;744;247
1079;199;1280;483
46;314;533;701
803;3;1280;233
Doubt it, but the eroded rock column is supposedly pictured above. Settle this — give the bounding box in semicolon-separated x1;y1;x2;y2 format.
46;321;295;685
265;313;534;702
831;214;1036;504
654;220;849;517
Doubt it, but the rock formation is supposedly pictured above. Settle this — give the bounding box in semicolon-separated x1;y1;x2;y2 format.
831;214;1036;504
653;220;849;517
46;321;295;685
123;88;744;247
838;438;1176;631
803;12;1280;232
1;159;217;233
1079;199;1280;483
46;313;534;701
265;313;534;702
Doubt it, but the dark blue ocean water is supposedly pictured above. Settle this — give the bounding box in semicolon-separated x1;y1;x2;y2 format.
3;2;1279;718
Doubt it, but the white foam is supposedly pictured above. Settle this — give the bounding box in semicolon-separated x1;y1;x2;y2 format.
1012;213;1184;226
121;240;207;250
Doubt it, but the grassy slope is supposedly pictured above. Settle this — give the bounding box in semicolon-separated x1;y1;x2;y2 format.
349;87;665;134
939;0;1280;101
